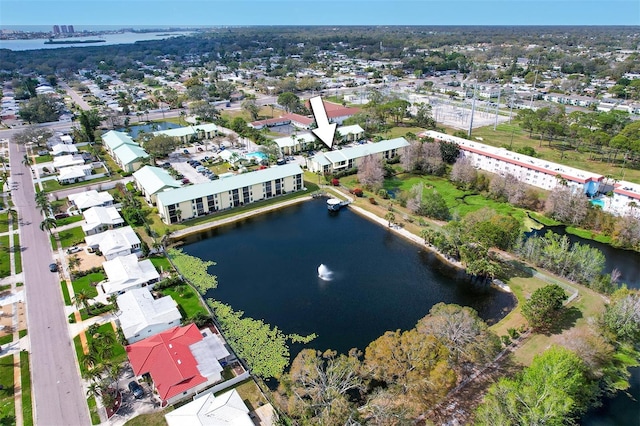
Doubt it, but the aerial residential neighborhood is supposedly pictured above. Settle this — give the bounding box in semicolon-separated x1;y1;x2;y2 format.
0;8;639;426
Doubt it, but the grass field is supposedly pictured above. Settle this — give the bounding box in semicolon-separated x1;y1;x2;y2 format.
149;256;173;274
123;411;168;426
13;234;21;275
469;123;640;184
56;215;84;227
55;226;86;249
35;154;52;164
71;273;105;298
0;355;15;424
160;285;209;319
60;280;72;305
216;379;268;412
20;351;32;426
0;213;8;234
87;396;100;425
44;176;113;193
0;236;10;278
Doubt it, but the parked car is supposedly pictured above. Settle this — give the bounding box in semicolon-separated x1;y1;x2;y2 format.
183;149;189;154
54;213;69;220
128;381;144;399
67;246;81;254
49;263;58;272
182;178;190;184
197;147;204;152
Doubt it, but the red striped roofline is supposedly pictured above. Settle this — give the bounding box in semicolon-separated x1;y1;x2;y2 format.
613;185;640;200
424;133;601;184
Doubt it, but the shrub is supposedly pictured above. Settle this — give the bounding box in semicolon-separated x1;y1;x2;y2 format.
377;188;389;199
352;188;363;197
331;178;339;186
369;197;376;205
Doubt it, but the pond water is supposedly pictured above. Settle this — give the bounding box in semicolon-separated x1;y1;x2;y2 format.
118;121;180;139
179;198;515;357
529;223;640;289
529;220;640;425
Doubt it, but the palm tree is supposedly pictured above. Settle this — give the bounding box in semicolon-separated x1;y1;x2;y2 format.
384;212;395;227
86;382;103;399
39;217;57;235
73;289;93;314
34;191;50;211
5;206;17;224
22;154;32;167
80;352;99;371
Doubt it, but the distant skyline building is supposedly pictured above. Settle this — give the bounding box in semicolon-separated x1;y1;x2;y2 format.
60;25;68;33
53;25;60;34
68;25;74;33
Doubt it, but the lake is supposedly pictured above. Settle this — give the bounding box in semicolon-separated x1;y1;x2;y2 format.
179;198;515;356
530;222;640;425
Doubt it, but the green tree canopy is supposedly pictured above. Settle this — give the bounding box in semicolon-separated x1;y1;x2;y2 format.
522;284;568;331
140;134;180;158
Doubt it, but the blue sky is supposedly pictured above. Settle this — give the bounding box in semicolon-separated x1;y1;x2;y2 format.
2;0;639;27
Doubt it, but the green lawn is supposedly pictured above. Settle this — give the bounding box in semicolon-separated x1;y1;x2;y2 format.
161;285;209;319
13;233;21;274
374;126;428;140
60;280;72;305
0;335;12;346
20;351;33;426
149;256;173;274
0;236;10;278
88;323;126;364
41;176;112;193
0;213;8;233
471;123;640;184
71;273;105;298
87;396;100;425
124;411;169;426
35;154;52;164
216;379;268;412
0;355;15;424
56;215;84;227
55;226;86;249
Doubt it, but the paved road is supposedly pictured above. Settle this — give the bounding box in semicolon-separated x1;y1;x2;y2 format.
10;140;90;425
59;82;92;111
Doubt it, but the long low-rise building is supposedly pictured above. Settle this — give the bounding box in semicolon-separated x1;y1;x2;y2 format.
152;123;218;144
306;137;409;174
421;130;603;196
156;163;305;224
421;130;640;217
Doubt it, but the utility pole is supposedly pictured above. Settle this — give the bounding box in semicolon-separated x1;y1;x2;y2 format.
468;81;477;138
493;88;501;131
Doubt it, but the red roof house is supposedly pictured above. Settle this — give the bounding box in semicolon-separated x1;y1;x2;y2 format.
126;324;230;404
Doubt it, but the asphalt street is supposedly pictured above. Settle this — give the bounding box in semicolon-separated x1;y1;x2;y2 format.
9;139;90;425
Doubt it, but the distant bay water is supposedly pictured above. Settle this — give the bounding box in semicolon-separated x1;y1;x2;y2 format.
0;30;196;51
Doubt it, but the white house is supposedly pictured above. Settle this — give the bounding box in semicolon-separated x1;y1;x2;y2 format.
152;123;218;144
155;164;304;224
133;165;182;205
50;143;78;156
306;138;409;174
336;124;365;142
164;389;253;426
81;206;125;235
57;165;93;184
84;226;141;260
273;133;317;156
101;254;160;295
68;190;114;211
610;181;640;217
116;287;182;343
53;154;85;170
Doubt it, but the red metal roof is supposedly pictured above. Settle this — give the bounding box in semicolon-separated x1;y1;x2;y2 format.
613;184;640;201
126;324;207;401
304;100;360;119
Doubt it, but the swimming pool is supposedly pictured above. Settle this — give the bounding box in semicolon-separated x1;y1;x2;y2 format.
245;151;268;161
590;199;605;208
